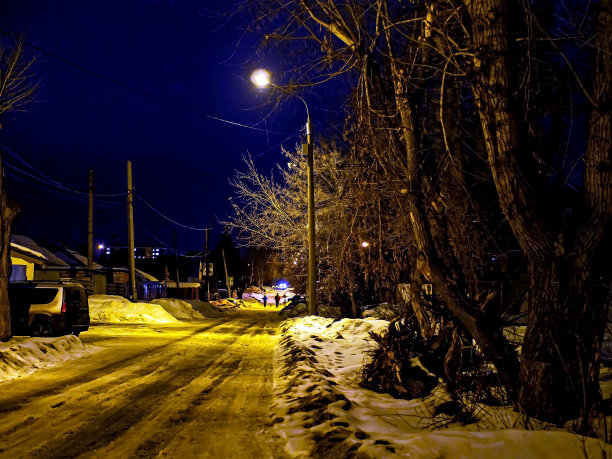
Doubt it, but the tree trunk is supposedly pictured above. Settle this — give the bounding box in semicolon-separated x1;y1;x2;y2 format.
387;55;520;394
0;187;19;340
466;0;612;423
518;255;609;424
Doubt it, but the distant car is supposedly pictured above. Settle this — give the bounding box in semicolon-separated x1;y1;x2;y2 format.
286;295;306;308
9;281;90;337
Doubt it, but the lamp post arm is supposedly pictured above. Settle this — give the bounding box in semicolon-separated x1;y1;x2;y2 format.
269;82;311;139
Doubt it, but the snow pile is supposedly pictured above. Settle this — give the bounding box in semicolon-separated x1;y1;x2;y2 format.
89;295;178;324
150;298;205;320
0;335;98;383
273;316;612;458
362;303;402;320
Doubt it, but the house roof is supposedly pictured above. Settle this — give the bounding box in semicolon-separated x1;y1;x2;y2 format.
136;268;159;282
10;242;47;261
54;247;104;269
11;235;69;267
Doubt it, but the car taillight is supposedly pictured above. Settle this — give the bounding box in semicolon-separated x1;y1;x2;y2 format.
61;301;67;314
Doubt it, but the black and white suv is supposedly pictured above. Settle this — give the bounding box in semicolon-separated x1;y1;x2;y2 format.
9;281;90;337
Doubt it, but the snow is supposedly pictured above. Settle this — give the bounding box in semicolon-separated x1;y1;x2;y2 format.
272;315;612;458
2;295;611;457
10;242;47;260
0;335;99;383
150;298;205;320
89;295;179;323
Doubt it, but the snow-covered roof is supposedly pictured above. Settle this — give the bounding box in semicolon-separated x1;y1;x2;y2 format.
11;235;69;267
135;268;159;282
60;247;104;269
10;242;47;261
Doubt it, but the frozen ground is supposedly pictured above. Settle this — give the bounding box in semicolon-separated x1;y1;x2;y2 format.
273;315;612;458
1;295;611;458
0;299;284;458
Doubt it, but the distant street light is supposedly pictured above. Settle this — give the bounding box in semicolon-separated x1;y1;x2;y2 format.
361;241;370;248
251;68;317;315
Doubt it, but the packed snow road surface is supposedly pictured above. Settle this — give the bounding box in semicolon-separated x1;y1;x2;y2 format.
0;309;286;458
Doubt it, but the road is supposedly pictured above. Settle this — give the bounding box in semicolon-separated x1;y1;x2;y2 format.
0;309;287;458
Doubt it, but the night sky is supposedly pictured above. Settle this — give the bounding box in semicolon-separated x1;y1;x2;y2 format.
0;1;307;254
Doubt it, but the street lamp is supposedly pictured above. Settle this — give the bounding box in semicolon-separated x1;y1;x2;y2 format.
251;68;317;315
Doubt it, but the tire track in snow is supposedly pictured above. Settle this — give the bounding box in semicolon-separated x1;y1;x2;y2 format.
0;322;225;414
0;321;233;457
0;313;283;458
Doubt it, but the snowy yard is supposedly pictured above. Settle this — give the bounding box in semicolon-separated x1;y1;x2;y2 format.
1;296;611;458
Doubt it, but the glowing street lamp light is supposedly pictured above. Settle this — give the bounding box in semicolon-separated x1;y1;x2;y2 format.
250;69;271;88
361;241;370;248
251;68;317;315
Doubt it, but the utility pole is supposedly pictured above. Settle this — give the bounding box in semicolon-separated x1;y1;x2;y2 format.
222;248;231;297
87;169;94;269
127;161;137;301
173;230;180;290
304;115;317;315
204;227;210;301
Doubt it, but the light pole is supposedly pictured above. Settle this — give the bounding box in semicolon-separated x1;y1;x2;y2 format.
251;69;317;315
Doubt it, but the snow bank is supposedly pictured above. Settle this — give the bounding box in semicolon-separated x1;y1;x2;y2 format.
0;335;98;383
273;316;612;458
150;298;205;320
89;295;178;324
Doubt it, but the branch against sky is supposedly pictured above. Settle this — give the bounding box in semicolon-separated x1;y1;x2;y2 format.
0;36;37;117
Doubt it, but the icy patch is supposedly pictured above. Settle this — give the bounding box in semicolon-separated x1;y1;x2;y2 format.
273;316;612;458
89;295;178;324
0;335;99;383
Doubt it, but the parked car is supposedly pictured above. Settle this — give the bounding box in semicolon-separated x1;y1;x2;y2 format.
9;281;90;337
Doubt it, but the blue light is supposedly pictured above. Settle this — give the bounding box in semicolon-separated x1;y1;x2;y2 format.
277;281;288;289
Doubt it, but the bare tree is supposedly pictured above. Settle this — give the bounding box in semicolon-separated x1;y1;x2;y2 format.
0;37;38;339
234;0;612;424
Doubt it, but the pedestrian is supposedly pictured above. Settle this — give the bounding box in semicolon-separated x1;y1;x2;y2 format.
274;293;281;308
262;293;268;308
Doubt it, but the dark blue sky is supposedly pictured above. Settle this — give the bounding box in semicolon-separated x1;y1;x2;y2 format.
0;0;304;253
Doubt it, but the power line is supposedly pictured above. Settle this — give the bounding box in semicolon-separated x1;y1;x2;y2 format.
3;161;123;207
135;194;210;231
134;217;205;257
0;29;292;137
1;143;126;199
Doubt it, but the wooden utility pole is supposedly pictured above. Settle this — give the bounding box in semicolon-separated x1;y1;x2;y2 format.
173;230;180;290
87;169;94;269
304;115;317;315
126;161;137;301
204;227;210;301
222;248;231;297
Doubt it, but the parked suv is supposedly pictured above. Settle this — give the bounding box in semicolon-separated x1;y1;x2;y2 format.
9;281;90;337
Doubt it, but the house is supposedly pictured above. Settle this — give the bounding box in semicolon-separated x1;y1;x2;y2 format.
10;242;48;281
9;235;163;301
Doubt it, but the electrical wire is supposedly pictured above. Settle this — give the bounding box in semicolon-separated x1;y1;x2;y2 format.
134;217;206;257
135;194;210;231
206;114;290;135
1;143;127;198
0;29;292;137
3;162;123;207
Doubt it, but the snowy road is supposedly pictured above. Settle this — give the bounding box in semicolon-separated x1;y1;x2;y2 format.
0;309;286;458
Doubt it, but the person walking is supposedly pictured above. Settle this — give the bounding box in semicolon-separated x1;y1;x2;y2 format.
262;293;268;308
274;293;281;308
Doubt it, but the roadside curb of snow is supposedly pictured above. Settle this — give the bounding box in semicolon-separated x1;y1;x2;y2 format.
272;318;392;458
0;335;100;384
